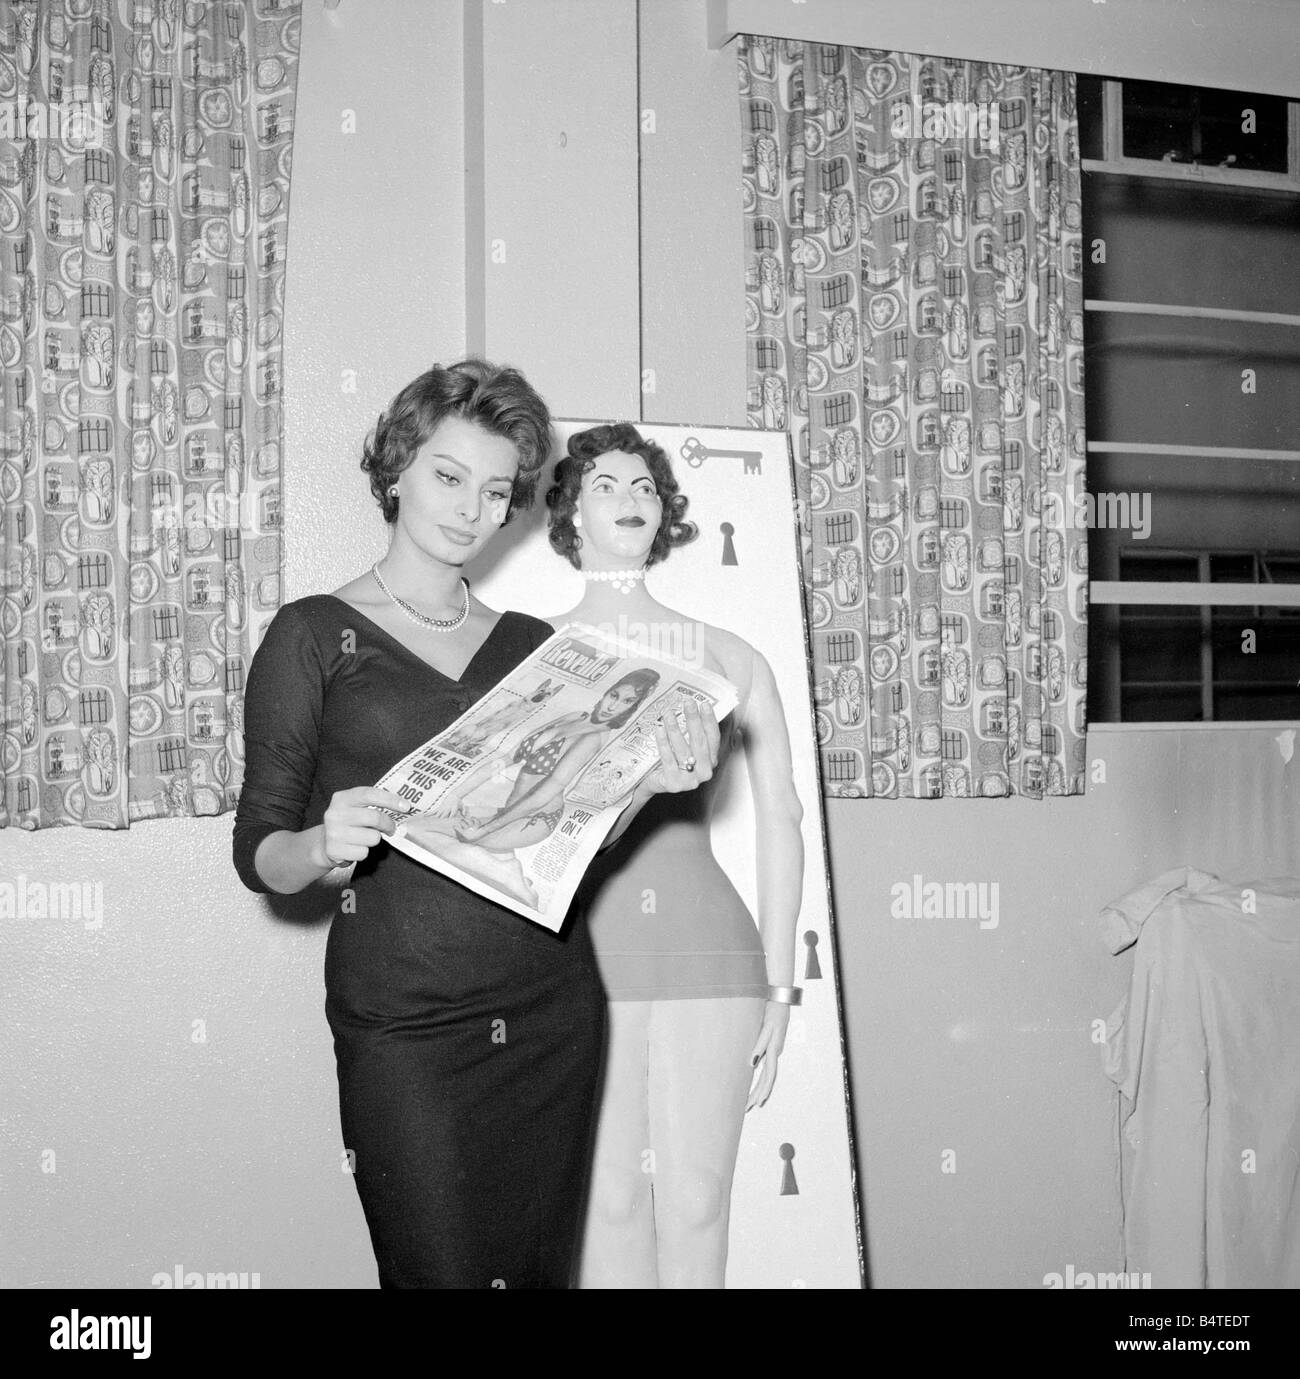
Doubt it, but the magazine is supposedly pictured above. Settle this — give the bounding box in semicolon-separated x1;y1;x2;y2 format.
374;622;739;931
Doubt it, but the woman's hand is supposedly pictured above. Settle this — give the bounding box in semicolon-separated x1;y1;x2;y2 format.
646;699;721;795
313;786;411;870
746;1001;791;1111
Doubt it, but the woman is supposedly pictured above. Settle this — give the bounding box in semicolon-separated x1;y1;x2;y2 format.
231;362;718;1289
545;423;805;1288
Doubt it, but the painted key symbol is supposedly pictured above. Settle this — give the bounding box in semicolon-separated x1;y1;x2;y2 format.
679;436;764;473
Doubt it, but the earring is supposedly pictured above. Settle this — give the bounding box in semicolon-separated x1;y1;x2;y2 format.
573;514;582;529
388;485;398;498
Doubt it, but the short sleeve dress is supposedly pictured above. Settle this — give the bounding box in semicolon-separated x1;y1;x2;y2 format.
232;595;606;1289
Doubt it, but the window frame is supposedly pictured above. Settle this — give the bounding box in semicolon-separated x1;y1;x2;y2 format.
1085;78;1300;193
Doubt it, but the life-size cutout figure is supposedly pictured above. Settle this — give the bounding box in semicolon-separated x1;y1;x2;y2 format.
233;364;720;1289
546;423;805;1289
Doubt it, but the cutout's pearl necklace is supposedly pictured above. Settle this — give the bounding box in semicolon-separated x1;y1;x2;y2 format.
581;569;646;595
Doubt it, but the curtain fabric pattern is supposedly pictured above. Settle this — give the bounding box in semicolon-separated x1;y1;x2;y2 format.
0;1;300;830
741;40;1086;798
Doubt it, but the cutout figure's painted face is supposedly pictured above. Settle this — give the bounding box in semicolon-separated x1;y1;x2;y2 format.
577;451;662;570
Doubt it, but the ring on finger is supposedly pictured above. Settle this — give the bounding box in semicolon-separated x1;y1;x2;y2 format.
681;755;697;773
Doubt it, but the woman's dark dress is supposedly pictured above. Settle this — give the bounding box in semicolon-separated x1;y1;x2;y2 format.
231;595;606;1288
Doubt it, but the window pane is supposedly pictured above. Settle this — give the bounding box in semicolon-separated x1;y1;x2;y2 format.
1122;81;1289;172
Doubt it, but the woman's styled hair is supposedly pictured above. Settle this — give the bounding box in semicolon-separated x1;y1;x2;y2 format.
544;423;697;570
361;359;553;525
591;667;661;731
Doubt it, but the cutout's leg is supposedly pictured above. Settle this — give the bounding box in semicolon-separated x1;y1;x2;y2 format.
577;1000;657;1288
647;996;765;1288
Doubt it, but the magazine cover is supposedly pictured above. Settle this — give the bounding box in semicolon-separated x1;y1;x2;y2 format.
375;621;737;930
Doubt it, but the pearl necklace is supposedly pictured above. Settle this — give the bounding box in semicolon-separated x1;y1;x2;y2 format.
581;568;646;595
371;562;470;631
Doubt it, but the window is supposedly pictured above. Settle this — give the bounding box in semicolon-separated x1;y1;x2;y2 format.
1096;551;1300;722
1081;74;1300;723
1079;75;1300;190
1122;82;1288;173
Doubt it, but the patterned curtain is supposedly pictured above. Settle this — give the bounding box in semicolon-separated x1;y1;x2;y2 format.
0;1;300;830
740;40;1086;799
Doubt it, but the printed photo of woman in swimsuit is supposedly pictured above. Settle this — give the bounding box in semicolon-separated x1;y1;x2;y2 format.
396;669;661;902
